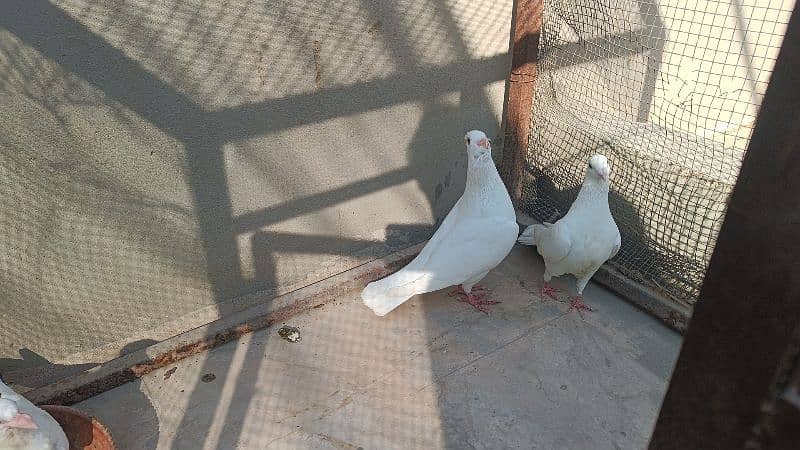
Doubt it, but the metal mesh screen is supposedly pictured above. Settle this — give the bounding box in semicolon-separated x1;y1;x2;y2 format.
521;0;794;306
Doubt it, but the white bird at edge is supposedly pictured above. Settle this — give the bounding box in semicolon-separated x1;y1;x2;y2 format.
517;154;621;315
0;377;68;450
361;130;519;316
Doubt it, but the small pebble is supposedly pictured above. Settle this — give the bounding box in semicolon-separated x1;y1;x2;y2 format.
278;326;301;343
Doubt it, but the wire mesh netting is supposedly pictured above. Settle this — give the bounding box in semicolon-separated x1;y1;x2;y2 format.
521;0;794;306
0;0;514;391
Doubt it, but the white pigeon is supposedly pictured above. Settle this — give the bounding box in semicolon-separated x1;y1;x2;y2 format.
0;378;68;450
362;130;519;316
517;154;621;314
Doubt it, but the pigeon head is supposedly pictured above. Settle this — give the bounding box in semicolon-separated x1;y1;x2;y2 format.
0;397;54;450
586;154;610;183
0;398;37;431
464;130;491;159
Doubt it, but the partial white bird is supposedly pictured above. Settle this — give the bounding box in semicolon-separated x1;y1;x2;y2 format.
517;154;621;314
0;378;68;450
362;130;519;316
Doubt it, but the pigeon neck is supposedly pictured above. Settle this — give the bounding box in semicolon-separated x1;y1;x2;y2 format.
463;153;515;219
576;176;610;205
466;152;496;184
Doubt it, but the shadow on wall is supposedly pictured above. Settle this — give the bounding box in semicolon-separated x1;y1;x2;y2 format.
164;0;509;446
0;0;512;447
0;0;507;382
0;349;97;391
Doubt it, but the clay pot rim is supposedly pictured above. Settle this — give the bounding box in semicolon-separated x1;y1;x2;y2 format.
39;404;116;450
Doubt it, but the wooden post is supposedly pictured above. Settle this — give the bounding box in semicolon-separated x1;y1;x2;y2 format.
501;0;543;204
649;5;800;448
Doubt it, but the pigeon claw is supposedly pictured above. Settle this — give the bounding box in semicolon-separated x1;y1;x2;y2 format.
458;293;501;314
568;295;594;318
471;284;488;295
449;286;500;314
540;282;560;301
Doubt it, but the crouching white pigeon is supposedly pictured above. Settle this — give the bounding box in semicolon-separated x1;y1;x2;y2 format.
0;378;68;450
362;130;519;316
517;154;620;315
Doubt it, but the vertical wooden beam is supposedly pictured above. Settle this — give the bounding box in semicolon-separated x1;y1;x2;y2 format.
649;5;800;449
501;0;543;204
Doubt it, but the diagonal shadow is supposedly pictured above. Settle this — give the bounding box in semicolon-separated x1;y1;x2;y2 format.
177;0;512;446
233;167;412;233
0;0;508;303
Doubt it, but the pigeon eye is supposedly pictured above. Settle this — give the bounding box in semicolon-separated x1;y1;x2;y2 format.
466;137;471;145
588;162;593;169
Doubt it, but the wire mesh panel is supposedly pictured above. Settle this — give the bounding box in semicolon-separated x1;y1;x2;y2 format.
521;0;794;306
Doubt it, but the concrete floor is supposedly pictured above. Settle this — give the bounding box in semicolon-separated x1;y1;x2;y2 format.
76;246;682;449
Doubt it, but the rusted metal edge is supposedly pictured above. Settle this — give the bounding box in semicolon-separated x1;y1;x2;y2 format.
593;264;689;333
515;211;690;334
24;242;425;406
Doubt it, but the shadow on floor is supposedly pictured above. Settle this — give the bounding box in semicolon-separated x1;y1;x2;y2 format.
75;246;681;449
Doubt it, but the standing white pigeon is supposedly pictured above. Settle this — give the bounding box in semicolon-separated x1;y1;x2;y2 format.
362;130;519;316
517;154;621;314
0;378;68;450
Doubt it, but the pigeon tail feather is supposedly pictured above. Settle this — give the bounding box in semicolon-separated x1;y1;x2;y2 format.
361;269;432;316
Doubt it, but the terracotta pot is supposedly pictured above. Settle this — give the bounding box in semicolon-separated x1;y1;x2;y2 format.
39;405;115;450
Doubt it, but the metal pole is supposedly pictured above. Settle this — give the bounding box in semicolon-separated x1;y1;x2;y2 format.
501;0;543;205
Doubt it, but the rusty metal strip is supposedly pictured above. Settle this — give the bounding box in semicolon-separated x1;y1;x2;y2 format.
25;243;424;406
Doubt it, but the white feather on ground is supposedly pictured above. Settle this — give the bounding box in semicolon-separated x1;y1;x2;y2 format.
0;378;68;450
362;130;519;316
518;154;621;312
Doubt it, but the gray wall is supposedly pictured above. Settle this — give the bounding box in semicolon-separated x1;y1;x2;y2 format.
0;0;512;387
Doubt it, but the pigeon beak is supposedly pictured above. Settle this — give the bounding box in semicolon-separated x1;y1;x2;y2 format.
477;138;490;150
593;166;609;182
5;413;37;430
